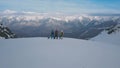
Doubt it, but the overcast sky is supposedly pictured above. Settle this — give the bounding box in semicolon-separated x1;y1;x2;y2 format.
0;0;120;14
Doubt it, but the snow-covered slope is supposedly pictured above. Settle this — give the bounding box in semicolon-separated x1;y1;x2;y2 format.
0;38;120;68
90;24;120;45
91;30;120;45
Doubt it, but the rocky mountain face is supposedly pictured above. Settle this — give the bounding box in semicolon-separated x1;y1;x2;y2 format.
0;24;16;39
105;23;120;34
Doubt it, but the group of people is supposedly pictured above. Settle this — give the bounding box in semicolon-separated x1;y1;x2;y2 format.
48;29;64;39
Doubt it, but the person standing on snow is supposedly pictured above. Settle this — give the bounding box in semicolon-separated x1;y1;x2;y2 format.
50;30;54;39
54;29;59;39
59;30;64;39
48;30;54;39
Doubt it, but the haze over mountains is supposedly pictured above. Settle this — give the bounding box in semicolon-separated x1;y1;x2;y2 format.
0;10;120;39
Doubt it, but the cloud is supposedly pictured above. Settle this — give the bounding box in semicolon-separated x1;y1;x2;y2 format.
3;9;17;14
0;9;66;16
0;0;120;14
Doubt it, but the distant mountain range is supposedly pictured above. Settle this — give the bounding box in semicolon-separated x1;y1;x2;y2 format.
0;11;120;39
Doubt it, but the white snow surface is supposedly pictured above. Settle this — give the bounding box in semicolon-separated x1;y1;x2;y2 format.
91;30;120;45
0;37;120;68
